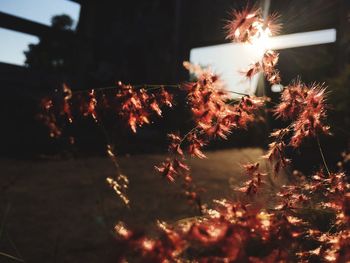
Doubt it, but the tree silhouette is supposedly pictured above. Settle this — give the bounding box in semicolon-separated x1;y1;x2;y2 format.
24;14;77;74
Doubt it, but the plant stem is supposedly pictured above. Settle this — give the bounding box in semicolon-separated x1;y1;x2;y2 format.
74;84;181;94
0;251;24;262
316;135;331;176
227;90;249;97
180;125;200;145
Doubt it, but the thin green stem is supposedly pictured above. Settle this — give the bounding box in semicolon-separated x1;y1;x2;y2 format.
94;116;130;208
180;125;200;145
227;90;250;97
134;84;180;88
0;251;24;262
74;84;181;94
316;135;331;176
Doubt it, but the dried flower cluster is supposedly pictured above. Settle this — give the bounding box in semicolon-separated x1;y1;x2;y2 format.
225;8;280;43
274;170;350;262
110;6;346;262
263;80;330;174
236;162;267;195
261;50;281;84
289;84;330;147
154;62;267;210
242;50;281;85
178;61;267;159
38;82;173;137
115;174;350;262
155;133;202;212
37;6;349;263
116;82;173;133
226;7;281;84
37;83;73;138
263;129;291;174
37;82;173;204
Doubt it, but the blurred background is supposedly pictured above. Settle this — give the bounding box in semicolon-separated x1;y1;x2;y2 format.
0;0;349;262
0;0;349;159
0;0;348;159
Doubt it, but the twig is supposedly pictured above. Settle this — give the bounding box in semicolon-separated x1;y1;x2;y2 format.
180;125;200;145
227;90;250;97
95;117;130;207
316;135;331;176
0;251;24;262
74;84;181;94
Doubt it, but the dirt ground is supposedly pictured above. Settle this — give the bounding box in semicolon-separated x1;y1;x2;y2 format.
0;148;287;263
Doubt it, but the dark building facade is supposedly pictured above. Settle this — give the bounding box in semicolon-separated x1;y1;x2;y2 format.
75;0;349;86
0;0;349;156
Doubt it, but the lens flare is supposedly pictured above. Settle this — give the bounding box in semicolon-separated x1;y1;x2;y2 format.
248;26;272;59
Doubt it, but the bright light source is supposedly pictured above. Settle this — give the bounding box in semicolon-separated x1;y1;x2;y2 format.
247;27;272;60
190;43;262;97
190;29;336;96
269;29;336;50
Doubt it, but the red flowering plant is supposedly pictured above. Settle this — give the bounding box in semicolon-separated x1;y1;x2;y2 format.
37;6;350;262
37;81;174;205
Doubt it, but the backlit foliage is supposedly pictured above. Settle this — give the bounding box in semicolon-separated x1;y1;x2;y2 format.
38;82;173;205
37;6;350;262
225;7;281;84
